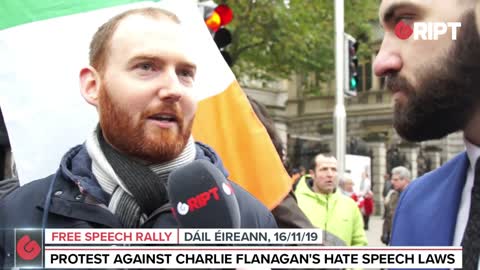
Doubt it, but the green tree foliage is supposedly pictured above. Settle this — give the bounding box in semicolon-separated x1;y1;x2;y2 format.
226;0;378;91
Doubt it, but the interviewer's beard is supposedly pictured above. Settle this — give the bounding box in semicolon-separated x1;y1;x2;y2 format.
388;11;480;142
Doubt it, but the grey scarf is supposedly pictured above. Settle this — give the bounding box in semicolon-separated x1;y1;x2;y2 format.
85;129;196;227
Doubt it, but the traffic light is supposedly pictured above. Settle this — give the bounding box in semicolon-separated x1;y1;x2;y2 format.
202;2;234;66
344;34;359;96
349;40;359;91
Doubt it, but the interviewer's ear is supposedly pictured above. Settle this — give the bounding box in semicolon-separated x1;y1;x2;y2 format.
79;66;101;107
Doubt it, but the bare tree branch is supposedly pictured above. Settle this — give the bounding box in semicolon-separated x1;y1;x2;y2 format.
234;40;267;58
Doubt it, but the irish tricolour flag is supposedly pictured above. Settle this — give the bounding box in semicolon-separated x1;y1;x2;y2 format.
0;0;291;209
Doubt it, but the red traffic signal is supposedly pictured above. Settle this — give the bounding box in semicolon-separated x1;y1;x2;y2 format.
205;4;233;32
215;4;233;26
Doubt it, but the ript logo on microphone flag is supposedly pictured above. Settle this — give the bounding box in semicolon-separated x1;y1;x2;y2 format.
15;229;43;268
177;202;190;215
222;182;233;195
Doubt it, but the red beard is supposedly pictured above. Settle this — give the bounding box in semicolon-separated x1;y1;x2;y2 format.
97;84;192;163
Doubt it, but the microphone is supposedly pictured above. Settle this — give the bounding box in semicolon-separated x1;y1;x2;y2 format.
167;159;241;228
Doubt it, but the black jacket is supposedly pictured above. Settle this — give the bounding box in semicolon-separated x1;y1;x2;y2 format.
0;142;277;267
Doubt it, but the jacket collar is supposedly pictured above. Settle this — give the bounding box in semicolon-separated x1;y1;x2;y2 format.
36;141;228;227
194;141;229;177
61;141;229;202
296;175;340;203
36;166;122;228
391;152;468;245
422;153;469;246
430;152;469;245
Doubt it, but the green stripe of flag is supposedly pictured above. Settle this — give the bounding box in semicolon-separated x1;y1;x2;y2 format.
0;0;159;31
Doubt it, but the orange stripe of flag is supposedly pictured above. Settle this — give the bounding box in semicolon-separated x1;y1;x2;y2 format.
192;80;291;210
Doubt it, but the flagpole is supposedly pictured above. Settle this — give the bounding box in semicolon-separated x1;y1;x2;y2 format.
334;0;346;180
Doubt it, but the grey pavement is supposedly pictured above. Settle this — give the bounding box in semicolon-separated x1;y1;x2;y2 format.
365;215;385;270
366;215;385;247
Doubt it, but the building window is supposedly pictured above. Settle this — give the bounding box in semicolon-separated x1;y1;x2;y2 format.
357;64;364;92
356;62;372;92
365;62;372;91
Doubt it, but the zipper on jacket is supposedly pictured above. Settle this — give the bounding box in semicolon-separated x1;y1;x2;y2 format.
324;194;329;242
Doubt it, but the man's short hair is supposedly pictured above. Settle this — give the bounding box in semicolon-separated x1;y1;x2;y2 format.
391;166;411;181
290;168;300;175
89;7;180;75
310;153;335;171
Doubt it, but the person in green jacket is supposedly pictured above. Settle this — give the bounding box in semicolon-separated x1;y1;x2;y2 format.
295;154;367;246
